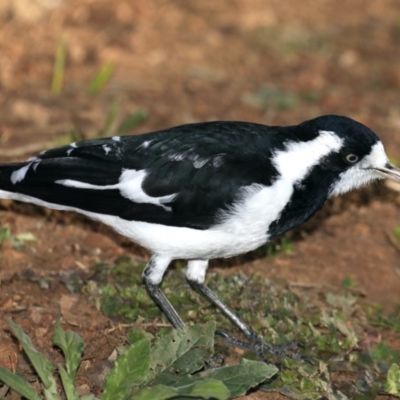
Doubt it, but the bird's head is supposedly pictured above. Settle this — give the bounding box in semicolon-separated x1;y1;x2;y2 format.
298;115;400;197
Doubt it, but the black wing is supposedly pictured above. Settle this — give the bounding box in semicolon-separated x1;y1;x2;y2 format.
0;122;281;229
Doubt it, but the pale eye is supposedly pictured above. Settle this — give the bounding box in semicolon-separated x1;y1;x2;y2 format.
345;153;359;164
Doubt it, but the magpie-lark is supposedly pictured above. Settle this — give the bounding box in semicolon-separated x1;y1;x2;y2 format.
1;115;399;358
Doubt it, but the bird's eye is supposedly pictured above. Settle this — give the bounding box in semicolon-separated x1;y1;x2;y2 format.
345;153;359;164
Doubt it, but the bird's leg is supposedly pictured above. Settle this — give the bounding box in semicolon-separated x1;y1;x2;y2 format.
189;279;255;337
143;255;185;329
145;280;185;329
186;260;297;361
189;280;297;360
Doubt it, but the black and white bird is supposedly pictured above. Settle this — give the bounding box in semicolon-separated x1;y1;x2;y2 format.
1;115;399;357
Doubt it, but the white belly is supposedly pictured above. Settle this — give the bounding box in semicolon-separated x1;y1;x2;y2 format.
0;179;293;260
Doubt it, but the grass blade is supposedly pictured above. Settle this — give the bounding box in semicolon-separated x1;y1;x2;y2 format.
88;61;116;95
0;366;42;400
58;365;79;400
51;35;67;94
7;319;60;399
117;110;148;134
0;226;11;247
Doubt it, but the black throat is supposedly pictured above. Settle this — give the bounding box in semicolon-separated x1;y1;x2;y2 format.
267;165;338;240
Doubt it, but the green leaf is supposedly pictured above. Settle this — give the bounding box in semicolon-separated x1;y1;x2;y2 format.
88;61;116;94
133;385;178;400
127;328;150;345
177;379;230;399
385;363;400;395
53;320;84;382
142;359;278;399
0;366;42;400
58;365;79;400
134;379;230;400
102;338;151;400
372;342;399;364
150;321;216;384
200;358;278;397
117;110;148;134
7;319;60;399
128;323;225;398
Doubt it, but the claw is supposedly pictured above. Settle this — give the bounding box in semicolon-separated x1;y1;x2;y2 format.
215;329;303;363
215;329;231;339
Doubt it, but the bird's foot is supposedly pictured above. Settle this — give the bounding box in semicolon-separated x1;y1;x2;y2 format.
215;329;302;364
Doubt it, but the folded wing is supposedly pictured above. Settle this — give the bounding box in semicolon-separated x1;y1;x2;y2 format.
0;122;278;229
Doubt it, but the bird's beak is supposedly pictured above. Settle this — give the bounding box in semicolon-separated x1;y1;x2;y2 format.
374;162;400;182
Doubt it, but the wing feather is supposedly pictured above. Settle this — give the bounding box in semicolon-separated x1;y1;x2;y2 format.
0;121;280;229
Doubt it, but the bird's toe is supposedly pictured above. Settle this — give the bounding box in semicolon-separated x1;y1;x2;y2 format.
215;329;302;363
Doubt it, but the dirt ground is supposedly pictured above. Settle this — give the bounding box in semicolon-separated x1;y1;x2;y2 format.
1;0;400;399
